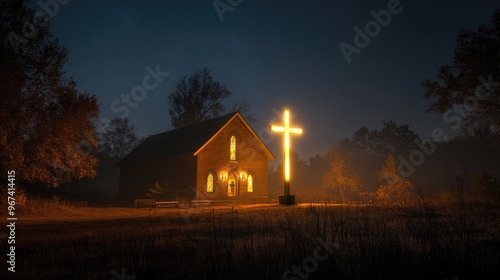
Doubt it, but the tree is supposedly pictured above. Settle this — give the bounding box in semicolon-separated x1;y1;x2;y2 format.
338;127;377;159
377;121;421;156
167;67;253;128
0;1;99;187
340;121;420;159
375;154;412;204
337;122;420;192
99;118;139;159
322;150;360;203
423;10;500;138
228;98;257;123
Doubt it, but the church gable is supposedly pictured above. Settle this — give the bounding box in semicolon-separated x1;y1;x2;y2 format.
194;113;274;160
195;115;273;201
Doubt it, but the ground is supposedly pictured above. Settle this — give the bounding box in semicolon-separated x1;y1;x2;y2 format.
1;200;499;279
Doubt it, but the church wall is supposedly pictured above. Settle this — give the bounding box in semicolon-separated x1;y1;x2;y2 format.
196;117;270;200
118;154;197;201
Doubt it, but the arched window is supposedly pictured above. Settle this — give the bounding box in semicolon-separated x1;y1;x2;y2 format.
230;135;237;161
207;173;214;193
247;174;253;193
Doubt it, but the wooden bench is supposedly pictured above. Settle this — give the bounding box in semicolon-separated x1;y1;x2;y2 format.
191;200;212;207
156;201;179;208
134;199;156;208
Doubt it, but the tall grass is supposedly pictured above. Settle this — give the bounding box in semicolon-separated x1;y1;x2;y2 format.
17;196;79;214
2;198;499;279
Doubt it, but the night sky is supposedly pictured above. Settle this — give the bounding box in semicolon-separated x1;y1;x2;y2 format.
31;0;500;161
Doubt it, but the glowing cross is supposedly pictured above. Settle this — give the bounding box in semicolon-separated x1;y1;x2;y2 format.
270;109;303;201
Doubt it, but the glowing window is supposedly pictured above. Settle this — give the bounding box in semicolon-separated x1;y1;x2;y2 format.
247;174;253;193
207;173;214;192
230;135;236;160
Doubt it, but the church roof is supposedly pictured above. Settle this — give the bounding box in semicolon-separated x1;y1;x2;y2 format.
116;112;275;166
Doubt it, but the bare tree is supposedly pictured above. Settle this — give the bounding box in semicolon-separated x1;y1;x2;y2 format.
228;98;256;123
99;118;139;159
167;68;254;128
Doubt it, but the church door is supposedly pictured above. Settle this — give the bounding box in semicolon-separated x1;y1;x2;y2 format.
228;173;237;196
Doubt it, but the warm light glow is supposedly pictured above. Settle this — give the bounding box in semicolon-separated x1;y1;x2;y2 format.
270;109;303;182
247;174;253;192
221;172;228;180
240;173;246;180
207;173;214;192
228;173;236;196
230;135;236;160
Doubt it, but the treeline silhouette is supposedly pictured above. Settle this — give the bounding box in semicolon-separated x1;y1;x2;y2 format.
269;121;500;203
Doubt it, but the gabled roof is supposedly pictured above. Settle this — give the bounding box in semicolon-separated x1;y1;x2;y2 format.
116;112;275;166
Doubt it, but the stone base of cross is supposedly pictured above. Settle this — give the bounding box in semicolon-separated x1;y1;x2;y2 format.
278;193;295;205
270;108;302;205
278;182;295;205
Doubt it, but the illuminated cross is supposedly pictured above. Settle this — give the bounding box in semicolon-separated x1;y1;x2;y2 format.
271;108;303;204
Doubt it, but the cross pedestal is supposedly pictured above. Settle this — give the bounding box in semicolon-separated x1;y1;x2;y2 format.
271;108;302;205
278;182;295;205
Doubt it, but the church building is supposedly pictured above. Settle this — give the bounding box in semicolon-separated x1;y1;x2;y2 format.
116;112;275;202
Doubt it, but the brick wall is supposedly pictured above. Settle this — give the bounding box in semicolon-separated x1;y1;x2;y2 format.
196;117;271;200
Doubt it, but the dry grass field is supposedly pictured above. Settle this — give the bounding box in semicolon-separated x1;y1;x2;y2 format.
1;197;500;279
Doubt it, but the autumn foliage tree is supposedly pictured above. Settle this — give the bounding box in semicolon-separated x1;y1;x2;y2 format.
322;150;361;203
0;1;99;187
376;154;412;204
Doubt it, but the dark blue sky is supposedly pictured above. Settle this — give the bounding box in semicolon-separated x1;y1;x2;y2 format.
32;0;500;161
